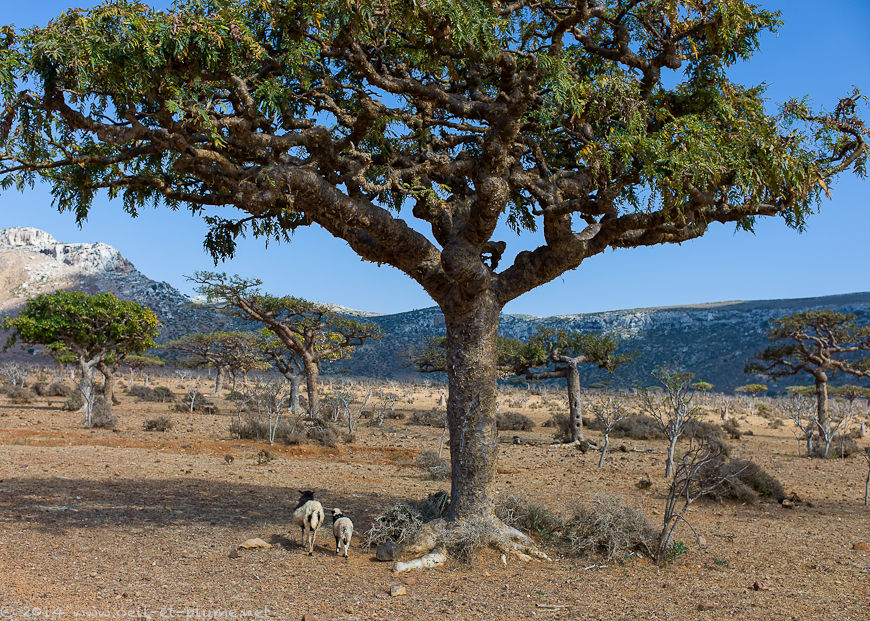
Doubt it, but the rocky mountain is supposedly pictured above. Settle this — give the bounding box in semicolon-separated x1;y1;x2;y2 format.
2;226;868;393
0;227;221;340
333;293;870;393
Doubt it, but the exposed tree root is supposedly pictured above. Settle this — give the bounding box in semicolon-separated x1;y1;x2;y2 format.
395;515;550;571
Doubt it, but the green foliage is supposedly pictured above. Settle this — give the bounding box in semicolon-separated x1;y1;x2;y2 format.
163;330;260;373
3;291;160;365
736;383;767;396
665;540;688;562
513;327;633;376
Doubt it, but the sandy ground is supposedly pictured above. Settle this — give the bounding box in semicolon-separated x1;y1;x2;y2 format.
0;381;868;620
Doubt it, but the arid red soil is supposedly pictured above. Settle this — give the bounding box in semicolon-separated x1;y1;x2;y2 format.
1;382;868;620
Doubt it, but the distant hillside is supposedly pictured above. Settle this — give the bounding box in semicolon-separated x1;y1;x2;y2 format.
3;227;869;393
333;293;870;393
0;227;224;340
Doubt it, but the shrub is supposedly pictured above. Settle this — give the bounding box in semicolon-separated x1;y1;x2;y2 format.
722;419;742;440
90;398;117;429
409;409;446;427
696;457;786;503
31;382;48;396
364;491;449;548
496;412;534;431
564;496;656;559
62;391;85;411
810;436;860;459
586;414;666;440
6;386;34;403
128;385;174;403
307;424;340;447
496;495;563;541
416;450;450;480
548;413;572;439
174;394;218;414
48;382;72;397
144;416;173;432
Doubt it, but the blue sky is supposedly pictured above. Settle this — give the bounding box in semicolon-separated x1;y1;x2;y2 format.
1;1;868;315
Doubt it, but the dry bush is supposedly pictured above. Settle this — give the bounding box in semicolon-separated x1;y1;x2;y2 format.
584;414;665;440
307;424;341;447
32;381;70;397
62;392;84;411
722;419;742;440
6;386;34;403
174;394;218;414
143;416;173;432
696;457;786;503
128;385;174;403
409;408;446;427
810;435;859;459
415;450;450;480
768;418;784;429
496;412;534;431
496;494;563;541
564;496;656;559
442;516;511;564
364;492;449;548
90;398;117;429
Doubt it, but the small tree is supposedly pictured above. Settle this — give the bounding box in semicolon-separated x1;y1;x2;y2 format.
592;397;626;468
640;369;702;478
255;329;304;414
736;384;767;416
748;310;870;431
0;362;26;387
863;448;870;506
3;291;159;426
510;328;633;443
192;272;381;416
781;394;817;456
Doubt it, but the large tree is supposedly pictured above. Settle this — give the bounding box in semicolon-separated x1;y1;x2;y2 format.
747;309;870;432
0;1;866;556
163;330;259;394
192;272;382;415
2;291;160;425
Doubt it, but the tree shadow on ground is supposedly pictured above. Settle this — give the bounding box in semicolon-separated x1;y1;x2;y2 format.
0;476;408;536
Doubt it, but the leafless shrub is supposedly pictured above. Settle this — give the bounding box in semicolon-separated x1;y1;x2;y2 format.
0;362;27;387
442;516;511;564
143;416;173;432
409;408;446;427
90;398;117;429
496;412;534;431
565;496;656;560
62;391;84;411
416;450;450;480
640;369;703;477
364;492;449;548
128;385;174;402
585;414;666;440
591;397;626;468
6;386;34;403
696;458;786;503
496;494;563;541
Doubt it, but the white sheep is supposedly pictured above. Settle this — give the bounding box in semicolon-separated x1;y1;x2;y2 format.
331;508;354;559
292;490;325;556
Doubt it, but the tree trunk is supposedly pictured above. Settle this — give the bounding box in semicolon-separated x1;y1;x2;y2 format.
97;362;116;407
814;374;828;429
443;293;501;521
565;364;584;442
213;366;224;395
288;374;302;414
665;436;678;478
128;368;135;390
78;358;96;427
303;357;320;417
598;433;609;468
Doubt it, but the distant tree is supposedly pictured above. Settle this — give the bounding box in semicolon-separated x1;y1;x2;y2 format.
192;272;381;415
510;328;633;443
640;369;703;477
735;383;767;416
407;335;524;378
124;354;164;388
254;329;304;414
3;291;159;425
747;310;870;432
163;331;258;395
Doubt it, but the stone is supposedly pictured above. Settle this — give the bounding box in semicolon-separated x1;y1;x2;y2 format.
697;535;707;548
781;498;794;508
852;541;870;551
752;580;769;591
697;602;715;611
239;538;272;549
389;584;407;597
376;541;401;561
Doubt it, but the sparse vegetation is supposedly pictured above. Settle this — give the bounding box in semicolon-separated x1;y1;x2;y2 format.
564;496;657;560
364;492;450;549
416;450;450;480
496;412;534;431
143;416;173;432
128;385;174;403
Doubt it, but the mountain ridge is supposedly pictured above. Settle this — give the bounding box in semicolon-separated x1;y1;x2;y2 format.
2;227;869;392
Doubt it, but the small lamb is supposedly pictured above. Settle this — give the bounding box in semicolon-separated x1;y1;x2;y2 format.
331;508;354;559
292;490;325;556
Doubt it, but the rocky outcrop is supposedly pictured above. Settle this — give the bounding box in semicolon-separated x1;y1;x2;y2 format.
0;227;222;339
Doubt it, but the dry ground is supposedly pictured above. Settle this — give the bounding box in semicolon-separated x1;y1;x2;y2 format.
0;380;868;620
